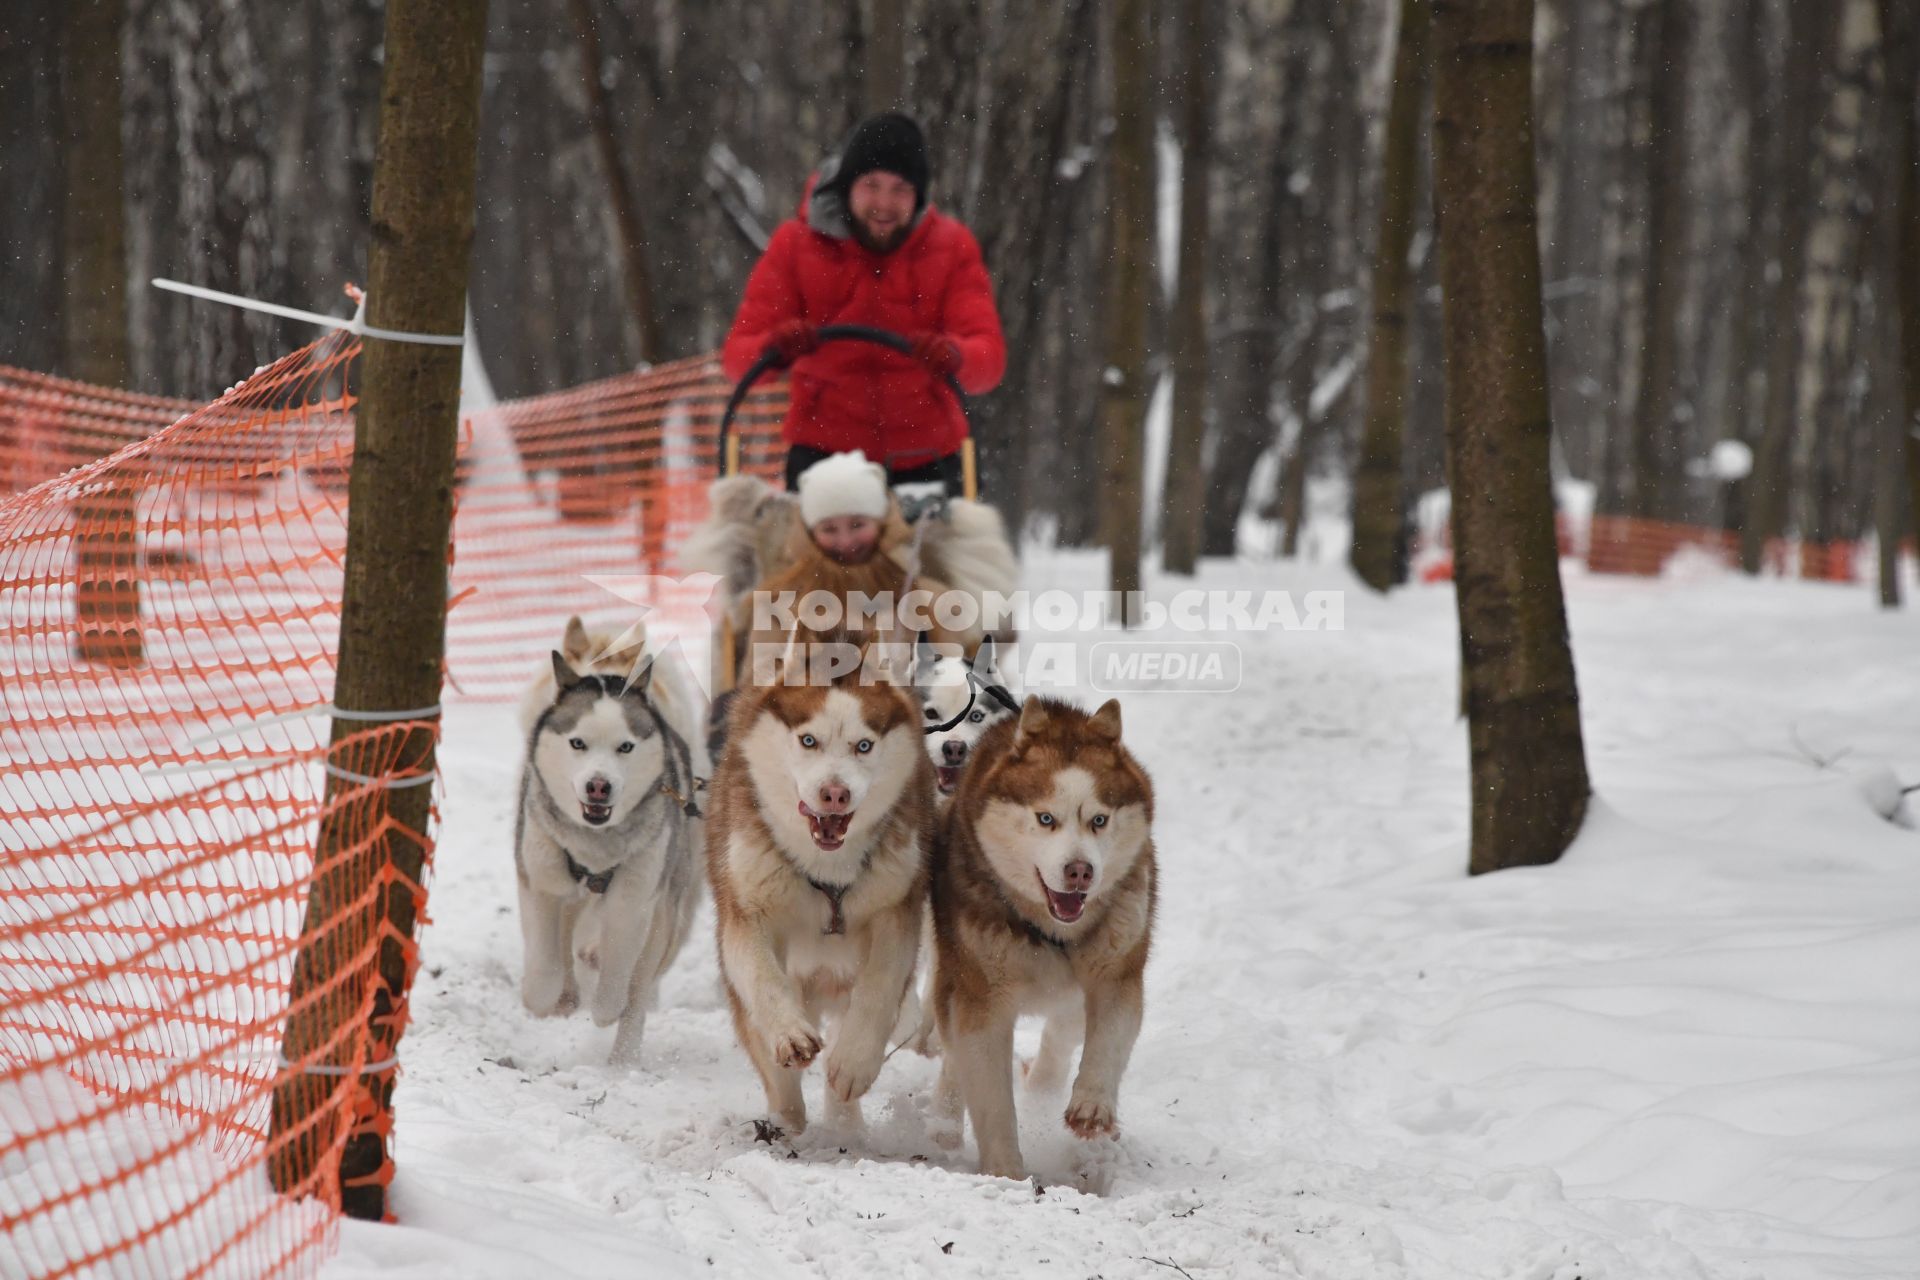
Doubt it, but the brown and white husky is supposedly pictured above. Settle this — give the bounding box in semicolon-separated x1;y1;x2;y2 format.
704;668;936;1134
929;695;1157;1180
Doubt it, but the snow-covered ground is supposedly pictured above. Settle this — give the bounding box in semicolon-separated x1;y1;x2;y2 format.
323;556;1920;1280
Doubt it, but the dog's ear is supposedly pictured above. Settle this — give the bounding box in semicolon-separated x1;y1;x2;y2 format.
562;615;591;662
1088;698;1123;743
551;649;584;694
911;633;938;684
621;656;655;698
1012;695;1050;752
973;634;1005;687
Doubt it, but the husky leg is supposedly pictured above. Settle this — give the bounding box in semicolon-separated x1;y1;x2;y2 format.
928;1051;965;1149
1064;975;1143;1140
1025;998;1084;1094
950;1000;1023;1180
825;906;918;1106
582;874;655;1030
518;878;575;1017
727;984;806;1134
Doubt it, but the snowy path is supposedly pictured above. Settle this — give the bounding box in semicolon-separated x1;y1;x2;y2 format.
325;561;1920;1280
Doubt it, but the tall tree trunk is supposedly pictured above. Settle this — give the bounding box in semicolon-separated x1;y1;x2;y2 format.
61;0;142;664
270;0;488;1221
1350;0;1429;591
1631;0;1692;521
1743;1;1841;572
1160;0;1219;575
1878;0;1920;586
0;0;63;374
568;0;664;364
1792;0;1878;557
1099;0;1152;615
1431;0;1590;875
866;0;905;112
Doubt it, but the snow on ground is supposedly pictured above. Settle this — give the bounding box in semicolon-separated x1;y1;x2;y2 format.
323;556;1920;1280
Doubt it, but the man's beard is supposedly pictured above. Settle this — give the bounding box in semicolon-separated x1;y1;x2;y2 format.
851;218;909;254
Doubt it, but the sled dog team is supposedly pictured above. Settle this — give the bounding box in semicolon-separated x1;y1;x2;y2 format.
513;465;1158;1182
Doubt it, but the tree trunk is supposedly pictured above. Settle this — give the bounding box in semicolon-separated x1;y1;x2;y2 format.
1350;0;1429;591
1880;0;1920;590
1099;0;1152;616
61;0;143;664
866;0;905;112
1431;0;1590;875
568;0;664;364
269;0;488;1221
1160;0;1219;576
1743;2;1841;572
1631;0;1692;521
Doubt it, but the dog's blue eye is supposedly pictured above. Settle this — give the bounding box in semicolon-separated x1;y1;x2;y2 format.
800;734;817;749
1091;814;1108;830
617;742;635;754
857;739;873;754
1036;812;1055;828
968;710;985;723
569;738;586;751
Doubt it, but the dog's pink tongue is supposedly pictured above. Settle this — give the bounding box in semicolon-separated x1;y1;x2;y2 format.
1044;884;1087;923
936;766;961;792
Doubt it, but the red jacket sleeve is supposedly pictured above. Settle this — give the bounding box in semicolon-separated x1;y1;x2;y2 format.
722;221;807;381
940;225;1007;396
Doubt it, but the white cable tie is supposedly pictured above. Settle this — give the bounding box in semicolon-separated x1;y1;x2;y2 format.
285;1054;400;1077
323;762;439;789
152;278;464;347
185;702;441;749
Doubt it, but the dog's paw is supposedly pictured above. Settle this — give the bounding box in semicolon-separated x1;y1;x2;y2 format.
978;1150;1028;1181
824;1039;884;1103
771;1024;822;1069
588;987;627;1029
1063;1092;1118;1139
521;969;571;1018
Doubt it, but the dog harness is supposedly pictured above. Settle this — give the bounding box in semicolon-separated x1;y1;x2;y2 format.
806;876;851;935
564;851;616;895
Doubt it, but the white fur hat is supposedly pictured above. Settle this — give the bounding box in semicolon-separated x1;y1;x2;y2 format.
797;450;890;526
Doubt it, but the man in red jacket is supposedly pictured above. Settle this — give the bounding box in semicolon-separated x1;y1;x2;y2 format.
722;112;1007;494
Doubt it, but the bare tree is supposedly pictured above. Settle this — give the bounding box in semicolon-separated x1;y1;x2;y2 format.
1885;0;1920;587
867;0;905;112
568;0;664;363
271;0;489;1221
1160;0;1219;575
1630;0;1694;521
1350;0;1429;591
1099;0;1152;615
1431;0;1590;874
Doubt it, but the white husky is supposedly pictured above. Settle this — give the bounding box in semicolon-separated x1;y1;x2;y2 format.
914;635;1021;802
515;653;705;1064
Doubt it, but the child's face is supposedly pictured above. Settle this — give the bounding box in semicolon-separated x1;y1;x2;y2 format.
812;514;882;564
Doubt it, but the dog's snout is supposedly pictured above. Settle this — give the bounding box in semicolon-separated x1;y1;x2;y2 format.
816;781;852;813
584;776;613;804
941;739;969;764
1062;860;1094;892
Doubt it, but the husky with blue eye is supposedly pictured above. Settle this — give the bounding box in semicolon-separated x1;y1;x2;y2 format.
515;652;705;1066
914;635;1020;802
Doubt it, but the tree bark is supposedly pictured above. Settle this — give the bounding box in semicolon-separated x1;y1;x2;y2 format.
1742;2;1841;572
1431;0;1590;875
269;0;488;1221
1350;0;1429;591
866;0;905;113
568;0;664;364
1099;0;1152;616
1880;0;1920;592
1160;0;1219;576
1631;0;1692;521
61;0;143;665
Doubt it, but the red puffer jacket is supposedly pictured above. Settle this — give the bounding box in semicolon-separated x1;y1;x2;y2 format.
722;183;1007;469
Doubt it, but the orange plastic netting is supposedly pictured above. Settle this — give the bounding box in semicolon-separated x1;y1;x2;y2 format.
0;333;785;1278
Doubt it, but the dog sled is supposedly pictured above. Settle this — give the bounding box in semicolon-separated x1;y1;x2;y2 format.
688;326;1018;696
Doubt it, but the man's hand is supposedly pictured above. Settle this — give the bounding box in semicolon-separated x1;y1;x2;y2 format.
764;319;820;367
909;331;963;378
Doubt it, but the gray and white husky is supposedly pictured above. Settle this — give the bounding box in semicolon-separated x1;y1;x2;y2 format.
914;635;1021;802
515;652;704;1065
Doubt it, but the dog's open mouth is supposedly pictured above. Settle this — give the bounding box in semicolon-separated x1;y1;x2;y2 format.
581;802;613;826
798;802;853;851
1039;873;1087;924
936;765;962;795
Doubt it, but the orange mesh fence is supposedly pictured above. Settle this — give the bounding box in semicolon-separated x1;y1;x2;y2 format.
1414;514;1881;582
1;337;788;1277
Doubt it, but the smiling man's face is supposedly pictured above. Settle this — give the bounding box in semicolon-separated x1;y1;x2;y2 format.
847;171;917;253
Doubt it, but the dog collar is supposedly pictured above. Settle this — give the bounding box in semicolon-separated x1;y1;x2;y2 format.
806;876;849;935
564;850;615;895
